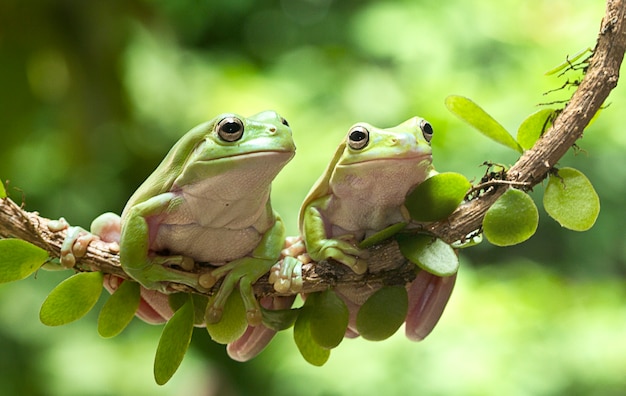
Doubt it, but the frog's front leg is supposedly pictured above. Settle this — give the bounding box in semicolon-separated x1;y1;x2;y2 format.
120;193;199;292
303;203;368;274
200;215;290;326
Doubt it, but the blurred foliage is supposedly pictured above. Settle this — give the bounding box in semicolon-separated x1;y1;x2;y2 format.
0;0;624;395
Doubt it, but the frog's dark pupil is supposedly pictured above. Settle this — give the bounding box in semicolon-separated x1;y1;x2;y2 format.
222;122;241;134
281;117;289;127
422;122;433;135
351;130;367;142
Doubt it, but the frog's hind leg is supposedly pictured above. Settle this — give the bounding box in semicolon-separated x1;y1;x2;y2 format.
202;257;275;326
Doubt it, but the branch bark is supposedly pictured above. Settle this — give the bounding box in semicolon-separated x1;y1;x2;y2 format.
1;0;625;297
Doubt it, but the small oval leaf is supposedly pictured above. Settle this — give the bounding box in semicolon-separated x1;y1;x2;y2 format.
445;95;522;153
396;234;459;276
543;167;600;231
406;172;471;222
0;239;49;283
0;180;6;198
262;306;301;331
356;286;408;341
293;308;330;366
483;188;539;246
205;291;248;344
190;294;209;325
517;109;556;150
98;280;140;338
359;222;407;249
154;296;195;385
40;271;103;326
308;290;349;349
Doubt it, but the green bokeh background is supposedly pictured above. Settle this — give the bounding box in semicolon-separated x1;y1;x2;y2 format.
1;0;625;395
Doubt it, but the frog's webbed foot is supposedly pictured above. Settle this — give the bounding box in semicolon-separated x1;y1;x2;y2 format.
269;256;304;293
48;213;122;268
199;257;274;326
317;235;369;275
282;236;306;257
47;218;98;268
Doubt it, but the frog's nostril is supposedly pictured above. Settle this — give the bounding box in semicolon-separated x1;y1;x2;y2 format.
269;127;277;133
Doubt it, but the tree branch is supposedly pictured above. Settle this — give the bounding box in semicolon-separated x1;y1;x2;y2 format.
1;0;625;297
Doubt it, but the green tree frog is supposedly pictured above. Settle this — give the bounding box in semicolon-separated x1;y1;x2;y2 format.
300;116;435;274
53;111;296;327
273;116;455;340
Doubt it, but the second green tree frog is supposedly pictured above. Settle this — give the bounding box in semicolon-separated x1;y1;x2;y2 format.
274;116;456;342
299;116;435;274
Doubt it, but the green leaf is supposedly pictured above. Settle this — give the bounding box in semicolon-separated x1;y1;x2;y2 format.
190;294;209;325
97;280;140;338
262;306;301;331
308;289;349;349
0;180;6;198
544;47;593;75
396;234;459;276
170;292;208;324
205;291;248;344
356;286;408;341
0;239;48;283
168;293;189;312
517;109;556;150
154;295;194;385
543;167;600;231
359;222;407;249
293;308;330;366
445;95;522;153
40;271;103;326
483;188;538;246
405;172;471;222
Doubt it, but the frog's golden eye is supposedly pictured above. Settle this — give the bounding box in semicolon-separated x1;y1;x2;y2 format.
216;117;245;142
348;126;369;150
420;119;434;143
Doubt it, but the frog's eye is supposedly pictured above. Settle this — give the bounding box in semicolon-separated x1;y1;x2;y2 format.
420;119;434;143
348;126;370;150
280;117;290;127
216;117;245;142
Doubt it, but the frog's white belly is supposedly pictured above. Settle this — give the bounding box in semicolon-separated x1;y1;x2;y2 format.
153;224;263;263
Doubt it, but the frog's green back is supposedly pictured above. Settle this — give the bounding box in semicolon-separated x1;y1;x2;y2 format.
121;120;216;219
298;140;347;230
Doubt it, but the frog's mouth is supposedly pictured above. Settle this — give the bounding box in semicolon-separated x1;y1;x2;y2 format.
344;151;432;166
196;150;295;166
174;150;294;191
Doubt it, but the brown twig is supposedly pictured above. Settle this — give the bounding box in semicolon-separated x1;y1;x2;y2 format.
1;0;625;297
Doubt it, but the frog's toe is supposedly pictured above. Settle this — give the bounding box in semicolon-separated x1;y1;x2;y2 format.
47;218;70;233
350;258;368;275
246;308;263;327
60;252;76;268
281;237;306;258
179;256;195;271
268;263;280;285
199;272;218;289
270;256;303;293
205;305;223;324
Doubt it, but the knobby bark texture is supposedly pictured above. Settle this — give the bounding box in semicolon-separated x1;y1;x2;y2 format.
1;0;625;298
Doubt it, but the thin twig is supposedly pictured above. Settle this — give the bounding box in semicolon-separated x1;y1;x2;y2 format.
1;0;625;297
